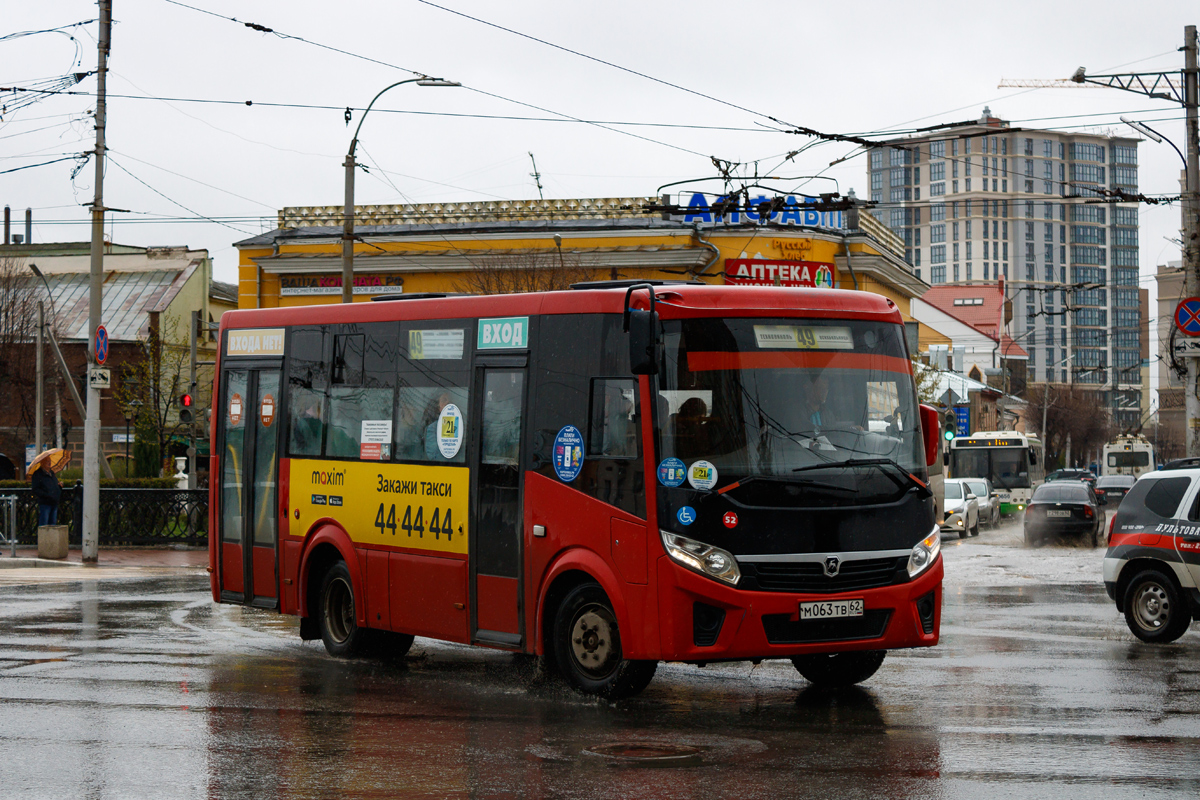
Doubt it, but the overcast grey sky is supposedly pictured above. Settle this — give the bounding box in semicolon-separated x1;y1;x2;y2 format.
2;0;1194;304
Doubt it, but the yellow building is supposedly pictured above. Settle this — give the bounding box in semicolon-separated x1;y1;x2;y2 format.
235;197;931;340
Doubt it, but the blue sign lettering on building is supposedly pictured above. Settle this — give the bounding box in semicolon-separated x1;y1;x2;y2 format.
954;406;970;437
678;193;843;229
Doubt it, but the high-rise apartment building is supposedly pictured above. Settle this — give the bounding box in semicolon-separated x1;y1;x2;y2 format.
868;109;1144;430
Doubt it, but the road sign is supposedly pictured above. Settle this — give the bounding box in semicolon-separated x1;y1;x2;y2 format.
89;367;111;389
94;325;109;364
954;406;970;437
1175;298;1200;337
1174;337;1200;357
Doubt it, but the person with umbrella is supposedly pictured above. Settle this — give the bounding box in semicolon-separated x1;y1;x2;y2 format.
29;449;69;526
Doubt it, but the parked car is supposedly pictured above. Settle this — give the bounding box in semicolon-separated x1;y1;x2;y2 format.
941;478;980;538
1047;468;1097;488
1094;474;1136;507
1024;481;1105;547
1103;467;1200;643
962;478;1000;528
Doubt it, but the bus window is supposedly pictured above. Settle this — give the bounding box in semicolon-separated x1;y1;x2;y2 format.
396;386;468;462
589;379;638;459
326;328;397;459
482;372;524;466
222;370;248;542
288;328;327;457
396;322;471;464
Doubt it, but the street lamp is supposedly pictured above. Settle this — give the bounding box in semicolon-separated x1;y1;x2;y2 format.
342;76;460;304
1121;116;1188;168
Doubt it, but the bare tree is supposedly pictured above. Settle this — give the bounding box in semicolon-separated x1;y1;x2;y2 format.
113;313;213;476
454;249;598;295
1025;384;1115;469
0;255;40;450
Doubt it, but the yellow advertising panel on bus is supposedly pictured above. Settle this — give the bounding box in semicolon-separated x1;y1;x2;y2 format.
290;459;470;556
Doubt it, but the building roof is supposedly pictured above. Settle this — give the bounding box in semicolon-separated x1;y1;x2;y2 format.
919;282;1027;358
43;266;197;342
210;280;237;305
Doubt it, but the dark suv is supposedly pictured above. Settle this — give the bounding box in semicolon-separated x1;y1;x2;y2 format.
1103;470;1200;643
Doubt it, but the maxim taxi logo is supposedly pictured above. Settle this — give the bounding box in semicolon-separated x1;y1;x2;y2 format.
311;468;346;486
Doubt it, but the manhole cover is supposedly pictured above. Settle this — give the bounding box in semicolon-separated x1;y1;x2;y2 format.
584;743;703;766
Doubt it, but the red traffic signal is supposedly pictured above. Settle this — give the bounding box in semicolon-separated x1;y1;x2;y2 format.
179;393;194;423
180;393;193;407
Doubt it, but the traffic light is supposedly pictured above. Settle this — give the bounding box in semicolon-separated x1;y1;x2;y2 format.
179;392;193;424
943;408;957;441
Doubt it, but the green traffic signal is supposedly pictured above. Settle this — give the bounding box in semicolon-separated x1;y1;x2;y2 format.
944;429;956;441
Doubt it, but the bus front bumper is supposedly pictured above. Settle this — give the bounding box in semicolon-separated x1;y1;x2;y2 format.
654;554;943;662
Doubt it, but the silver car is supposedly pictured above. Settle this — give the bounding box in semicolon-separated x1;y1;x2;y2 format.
941;478;981;538
963;478;1001;528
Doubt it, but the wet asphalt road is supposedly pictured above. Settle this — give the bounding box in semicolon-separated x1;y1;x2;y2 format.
1;515;1199;799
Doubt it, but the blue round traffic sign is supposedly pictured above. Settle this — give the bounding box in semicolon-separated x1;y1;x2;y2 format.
1177;298;1200;337
94;325;109;364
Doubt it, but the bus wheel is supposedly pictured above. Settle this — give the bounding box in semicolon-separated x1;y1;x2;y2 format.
318;560;369;657
791;650;886;688
553;583;657;699
1124;569;1191;644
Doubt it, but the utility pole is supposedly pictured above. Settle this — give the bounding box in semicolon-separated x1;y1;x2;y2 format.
35;302;43;455
1184;25;1200;456
82;1;112;563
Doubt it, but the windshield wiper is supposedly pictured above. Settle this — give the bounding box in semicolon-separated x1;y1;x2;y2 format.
716;474;854;496
791;457;932;497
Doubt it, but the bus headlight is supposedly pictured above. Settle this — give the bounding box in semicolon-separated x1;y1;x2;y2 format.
661;531;741;586
907;525;941;578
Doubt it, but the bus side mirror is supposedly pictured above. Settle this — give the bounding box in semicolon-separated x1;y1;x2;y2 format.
626;308;659;375
919;404;939;468
623;284;659;376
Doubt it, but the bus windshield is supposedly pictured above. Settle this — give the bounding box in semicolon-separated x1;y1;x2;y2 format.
951;446;1030;490
655;317;924;498
1108;451;1150;468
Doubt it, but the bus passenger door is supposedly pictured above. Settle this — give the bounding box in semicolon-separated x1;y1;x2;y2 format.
218;366;282;608
469;361;527;648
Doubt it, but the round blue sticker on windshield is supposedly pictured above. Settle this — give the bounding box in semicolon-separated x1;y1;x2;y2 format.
677;506;696;526
658;457;686;487
552;425;584;482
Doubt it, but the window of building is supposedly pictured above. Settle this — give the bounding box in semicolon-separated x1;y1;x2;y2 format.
1025;179;1034;193
930;162;945;181
1072;245;1107;265
1113;166;1138;187
1043;139;1053;158
1070;142;1106;162
931;265;946;283
953;265;960;282
1113;145;1137;165
1071;163;1106;184
931;224;946;243
931;202;946;221
870;150;883;170
930;140;946;159
1024;138;1034;156
931;245;946;264
930;183;945;196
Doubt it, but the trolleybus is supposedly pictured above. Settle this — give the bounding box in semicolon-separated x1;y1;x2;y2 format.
209;282;944;698
1102;435;1156;478
949;431;1045;515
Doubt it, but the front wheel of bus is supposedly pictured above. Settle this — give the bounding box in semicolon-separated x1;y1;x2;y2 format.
318;561;369;658
553;583;657;699
792;650;886;688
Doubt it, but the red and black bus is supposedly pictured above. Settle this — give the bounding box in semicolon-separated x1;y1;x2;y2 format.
210;281;943;698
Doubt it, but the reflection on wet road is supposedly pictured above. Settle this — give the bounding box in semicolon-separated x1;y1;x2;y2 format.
1;530;1198;799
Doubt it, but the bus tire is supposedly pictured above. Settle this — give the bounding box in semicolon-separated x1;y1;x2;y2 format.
318;560;370;658
1123;569;1192;644
553;582;657;699
369;630;415;660
792;650;886;688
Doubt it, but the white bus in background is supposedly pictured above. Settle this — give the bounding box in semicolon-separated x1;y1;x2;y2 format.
948;431;1045;515
1102;435;1155;478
